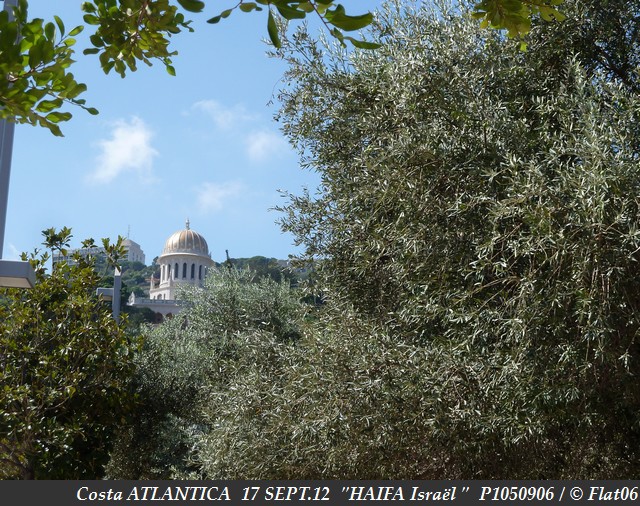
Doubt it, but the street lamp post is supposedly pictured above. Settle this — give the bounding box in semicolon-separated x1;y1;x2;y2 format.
96;268;122;323
0;109;16;258
0;0;36;288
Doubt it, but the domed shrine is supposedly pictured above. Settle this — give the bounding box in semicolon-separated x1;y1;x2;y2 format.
128;220;215;319
150;219;214;301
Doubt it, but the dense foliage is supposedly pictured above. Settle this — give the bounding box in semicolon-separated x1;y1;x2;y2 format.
0;0;96;136
105;267;306;478
270;0;640;477
0;229;137;479
227;255;302;284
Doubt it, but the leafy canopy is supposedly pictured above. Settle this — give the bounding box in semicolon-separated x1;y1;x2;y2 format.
0;0;97;136
1;0;566;135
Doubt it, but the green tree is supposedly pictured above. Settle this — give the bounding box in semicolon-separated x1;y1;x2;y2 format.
0;228;137;479
0;0;377;136
228;255;299;284
105;266;306;478
195;308;438;479
270;0;640;477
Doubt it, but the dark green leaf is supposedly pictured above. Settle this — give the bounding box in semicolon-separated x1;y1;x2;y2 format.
81;2;97;13
267;8;281;48
276;4;306;20
47;122;64;136
324;5;374;32
45;111;72;124
28;43;43;69
344;36;381;49
239;3;261;13
68;25;84;37
35;99;61;113
296;1;315;13
44;22;55;42
177;0;205;13
53;15;65;37
207;9;233;24
83;14;100;25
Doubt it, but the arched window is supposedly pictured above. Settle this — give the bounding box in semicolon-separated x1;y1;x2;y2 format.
199;265;203;280
191;263;195;279
174;263;179;279
168;264;172;280
182;262;187;278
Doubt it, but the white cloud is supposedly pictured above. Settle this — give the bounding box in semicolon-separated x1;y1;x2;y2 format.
245;130;289;163
88;116;158;184
191;100;256;130
196;181;244;213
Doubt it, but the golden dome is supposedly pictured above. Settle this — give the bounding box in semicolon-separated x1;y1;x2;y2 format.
161;219;210;257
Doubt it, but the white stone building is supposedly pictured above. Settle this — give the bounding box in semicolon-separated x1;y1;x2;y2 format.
123;238;145;264
52;237;146;266
128;220;215;320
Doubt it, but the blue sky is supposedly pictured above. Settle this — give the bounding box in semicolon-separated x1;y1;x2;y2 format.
3;1;348;264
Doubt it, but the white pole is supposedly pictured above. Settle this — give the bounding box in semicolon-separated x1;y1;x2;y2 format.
0;0;19;259
0;119;15;260
113;268;122;323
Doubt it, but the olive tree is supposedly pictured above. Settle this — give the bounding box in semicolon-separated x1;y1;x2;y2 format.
105;266;306;479
269;0;640;477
